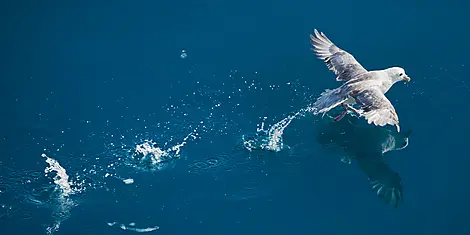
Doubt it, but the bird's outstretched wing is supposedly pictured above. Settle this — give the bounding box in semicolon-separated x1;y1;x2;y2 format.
352;86;400;132
310;29;368;82
355;152;404;208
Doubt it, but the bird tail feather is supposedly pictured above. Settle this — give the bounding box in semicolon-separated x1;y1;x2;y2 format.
312;88;348;115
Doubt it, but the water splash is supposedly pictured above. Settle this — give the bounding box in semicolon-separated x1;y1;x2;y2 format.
242;106;314;152
42;153;85;235
43;154;73;197
119;130;199;172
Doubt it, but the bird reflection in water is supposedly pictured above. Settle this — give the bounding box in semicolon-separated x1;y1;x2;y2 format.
315;110;411;208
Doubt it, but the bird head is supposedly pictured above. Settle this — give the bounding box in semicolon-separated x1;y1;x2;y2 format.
387;67;411;83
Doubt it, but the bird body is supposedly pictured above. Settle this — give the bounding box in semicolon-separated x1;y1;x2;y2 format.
309;29;411;132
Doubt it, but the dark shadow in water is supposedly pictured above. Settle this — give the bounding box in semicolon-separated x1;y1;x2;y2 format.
315;111;412;208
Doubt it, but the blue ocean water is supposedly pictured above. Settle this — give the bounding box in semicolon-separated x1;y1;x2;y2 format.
1;0;470;234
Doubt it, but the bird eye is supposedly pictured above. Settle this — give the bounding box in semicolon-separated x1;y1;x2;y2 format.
398;73;403;76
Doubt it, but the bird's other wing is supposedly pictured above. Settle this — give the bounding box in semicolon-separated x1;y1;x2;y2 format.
310;29;368;82
355;152;404;208
352;86;400;132
312;88;349;115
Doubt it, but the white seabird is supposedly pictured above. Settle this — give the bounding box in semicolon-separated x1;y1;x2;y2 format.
309;29;411;132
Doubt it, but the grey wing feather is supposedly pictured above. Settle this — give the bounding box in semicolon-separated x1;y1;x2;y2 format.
352;86;400;132
312;88;348;115
356;153;404;208
310;29;368;81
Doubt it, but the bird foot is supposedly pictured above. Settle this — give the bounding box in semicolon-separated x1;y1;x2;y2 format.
334;104;362;122
334;105;348;122
345;104;362;116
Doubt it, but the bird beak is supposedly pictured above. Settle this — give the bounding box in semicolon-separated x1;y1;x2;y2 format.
404;75;411;82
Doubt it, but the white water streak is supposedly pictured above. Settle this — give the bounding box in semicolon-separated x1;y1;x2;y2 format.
108;221;160;233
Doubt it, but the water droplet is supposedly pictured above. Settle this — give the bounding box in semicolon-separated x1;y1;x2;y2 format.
180;49;187;59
